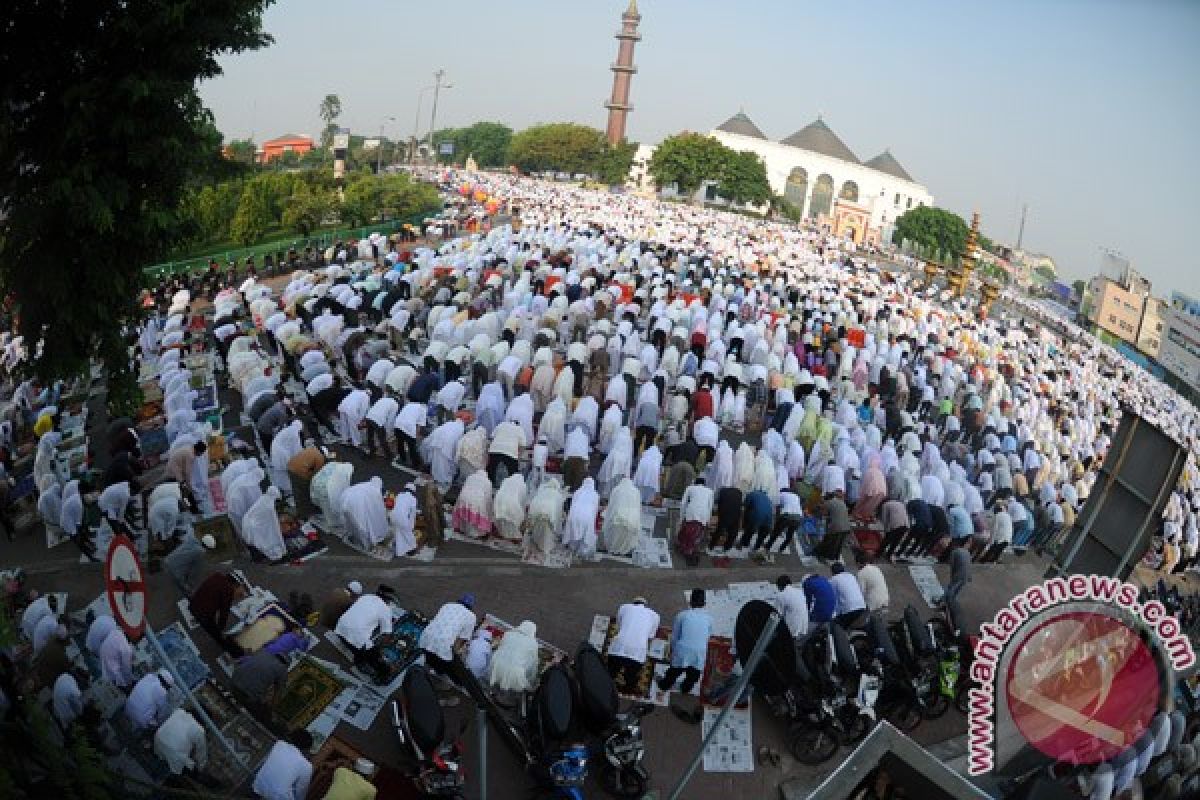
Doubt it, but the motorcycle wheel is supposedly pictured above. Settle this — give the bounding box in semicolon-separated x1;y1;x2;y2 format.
788;723;840;765
886;701;922;732
600;764;647;799
836;711;871;745
921;690;950;719
955;685;971;714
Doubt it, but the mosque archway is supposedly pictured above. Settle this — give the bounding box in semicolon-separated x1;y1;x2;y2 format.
811;174;834;218
784;167;808;218
839;180;859;203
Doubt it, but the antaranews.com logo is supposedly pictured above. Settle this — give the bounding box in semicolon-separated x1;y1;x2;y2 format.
967;575;1195;775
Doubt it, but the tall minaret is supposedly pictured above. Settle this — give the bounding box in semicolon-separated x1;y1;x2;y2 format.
604;0;641;145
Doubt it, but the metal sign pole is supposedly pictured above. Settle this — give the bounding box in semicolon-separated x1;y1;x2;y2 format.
477;705;488;800
143;625;251;775
667;611;781;800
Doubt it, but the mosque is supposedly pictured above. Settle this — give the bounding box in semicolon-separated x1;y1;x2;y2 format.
604;0;934;245
707;112;934;245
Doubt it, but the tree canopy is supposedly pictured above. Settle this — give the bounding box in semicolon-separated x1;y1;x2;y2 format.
319;93;342;149
433;122;513;168
507;123;608;175
892;206;972;260
0;0;275;387
718;149;772;207
647;132;730;198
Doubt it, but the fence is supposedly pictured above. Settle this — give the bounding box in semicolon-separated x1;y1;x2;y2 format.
141;214;433;283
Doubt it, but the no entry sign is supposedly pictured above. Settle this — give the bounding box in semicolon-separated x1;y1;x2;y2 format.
105;534;147;640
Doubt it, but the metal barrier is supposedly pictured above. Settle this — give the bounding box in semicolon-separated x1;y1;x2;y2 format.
141;214;433;282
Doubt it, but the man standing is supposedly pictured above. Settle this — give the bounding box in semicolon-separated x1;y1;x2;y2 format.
943;539;971;604
829;562;868;629
657;589;711;696
817;490;852;560
712;485;743;552
740;488;775;552
607;597;660;690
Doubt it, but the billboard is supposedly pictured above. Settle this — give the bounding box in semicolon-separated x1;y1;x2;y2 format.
438;141;455;155
332;131;349;151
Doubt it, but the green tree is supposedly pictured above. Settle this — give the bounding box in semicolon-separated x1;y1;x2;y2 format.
230;182;273;245
1034;264;1056;282
226;137;257;164
891;206;971;259
1072;279;1086;297
319;93;342;149
769;193;804;223
434;121;513;167
595;139;638;185
507;123;607;175
340;172;439;227
0;0;273;393
647;132;731;199
718;149;771;207
282;184;334;235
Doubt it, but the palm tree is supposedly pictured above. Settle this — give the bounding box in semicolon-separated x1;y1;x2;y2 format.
318;93;342;149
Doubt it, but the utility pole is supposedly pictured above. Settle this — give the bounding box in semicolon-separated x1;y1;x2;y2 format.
1016;202;1028;250
376;116;395;174
428;69;446;163
410;85;434;165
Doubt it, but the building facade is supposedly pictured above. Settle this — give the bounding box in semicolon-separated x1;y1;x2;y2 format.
1137;296;1165;357
1086;276;1146;344
708;112;934;243
259;134;314;163
1160;292;1200;392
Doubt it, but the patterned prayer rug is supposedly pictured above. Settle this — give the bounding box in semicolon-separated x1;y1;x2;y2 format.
273;657;345;733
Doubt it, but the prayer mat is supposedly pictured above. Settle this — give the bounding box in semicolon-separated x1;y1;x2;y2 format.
193;514;240;562
208;476;227;514
908;564;945;607
150;622;210;690
192;384;218;413
205;710;275;787
273;657;345;733
307;734;370;799
315;517;394;561
278;516;328;564
698;636;748;710
138;426;170;459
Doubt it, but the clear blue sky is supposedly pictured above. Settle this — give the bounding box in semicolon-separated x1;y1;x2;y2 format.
200;0;1200;296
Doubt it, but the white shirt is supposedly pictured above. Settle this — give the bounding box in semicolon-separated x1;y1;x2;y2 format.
100;627;134;686
334;594;393;650
436;380;467;412
418;602;477;661
125;674;170;729
992;510;1014;545
52;672;83;728
680;484;714;524
830;572;867;615
564;428;590;459
32;614;60;654
154;709;208;775
857;564;890;612
365;397;399;429
20;596;53;640
252;741;313;800
306;373;334;395
394;402;427;437
608;603;660;664
86;614;117;653
776;585;809;638
693;417;719;448
489;421;526;459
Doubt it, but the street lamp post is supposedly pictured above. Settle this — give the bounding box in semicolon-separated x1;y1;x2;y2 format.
376;116;395;174
427;69;453;164
410;85;434;164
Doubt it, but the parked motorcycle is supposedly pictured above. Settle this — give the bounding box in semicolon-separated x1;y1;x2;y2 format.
890;605;949;719
857;612;923;732
574;642;654;798
734;600;877;766
390;665;467;798
525;662;589;799
928;596;975;714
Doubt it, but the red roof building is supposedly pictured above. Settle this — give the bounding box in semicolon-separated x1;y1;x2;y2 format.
259;134;314;163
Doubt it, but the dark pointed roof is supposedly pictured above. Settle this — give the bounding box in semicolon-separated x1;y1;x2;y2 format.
715;111;767;140
779;118;859;164
864;150;914;182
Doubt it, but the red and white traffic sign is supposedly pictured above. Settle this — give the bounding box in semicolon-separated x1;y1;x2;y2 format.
105;534;147;640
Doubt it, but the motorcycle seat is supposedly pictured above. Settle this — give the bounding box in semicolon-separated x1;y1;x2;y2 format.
575;643;618;727
402;666;445;754
537;665;575;742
